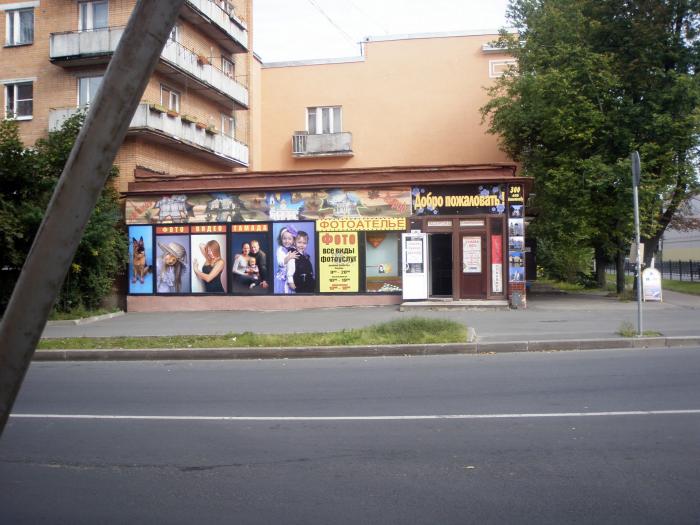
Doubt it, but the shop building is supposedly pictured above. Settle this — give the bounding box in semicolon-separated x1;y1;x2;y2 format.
125;164;530;311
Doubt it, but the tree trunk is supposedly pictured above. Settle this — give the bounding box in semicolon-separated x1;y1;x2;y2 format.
594;246;608;288
616;248;625;295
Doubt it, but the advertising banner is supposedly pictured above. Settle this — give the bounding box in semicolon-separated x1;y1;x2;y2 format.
154;233;191;294
126;188;412;225
319;232;359;293
230;224;271;294
316;217;406;232
412;185;505;216
491;234;503;294
128;225;153;294
642;267;662;302
272;221;316;294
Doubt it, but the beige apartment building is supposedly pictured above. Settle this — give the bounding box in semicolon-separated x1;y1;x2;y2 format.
0;0;253;193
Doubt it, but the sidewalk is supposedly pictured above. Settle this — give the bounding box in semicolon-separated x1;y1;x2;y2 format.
43;288;700;341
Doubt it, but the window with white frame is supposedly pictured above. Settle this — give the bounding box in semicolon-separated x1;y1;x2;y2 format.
5;8;34;46
78;75;103;106
307;106;341;134
221;113;234;137
79;1;108;31
160;85;180;112
221;56;234;78
5;81;33;119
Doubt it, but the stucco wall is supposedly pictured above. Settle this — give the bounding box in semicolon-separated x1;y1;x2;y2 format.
259;33;514;171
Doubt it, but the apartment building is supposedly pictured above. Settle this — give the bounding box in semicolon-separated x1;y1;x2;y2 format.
0;0;252;192
123;31;532;311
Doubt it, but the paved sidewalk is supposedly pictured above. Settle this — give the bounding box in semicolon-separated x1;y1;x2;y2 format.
42;289;700;343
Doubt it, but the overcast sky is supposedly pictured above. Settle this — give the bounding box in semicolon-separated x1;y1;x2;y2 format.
252;0;511;63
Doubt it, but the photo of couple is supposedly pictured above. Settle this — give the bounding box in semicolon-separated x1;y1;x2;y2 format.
230;232;271;294
273;222;316;294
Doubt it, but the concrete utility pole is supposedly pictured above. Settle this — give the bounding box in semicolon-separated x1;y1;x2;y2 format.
0;0;186;437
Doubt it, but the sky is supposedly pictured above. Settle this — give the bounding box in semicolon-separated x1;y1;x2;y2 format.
252;0;511;63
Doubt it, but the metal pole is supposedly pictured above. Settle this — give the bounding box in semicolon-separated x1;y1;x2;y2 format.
0;0;186;437
633;184;643;335
631;151;643;336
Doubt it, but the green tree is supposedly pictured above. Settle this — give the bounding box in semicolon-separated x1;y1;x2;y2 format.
0;113;127;312
482;0;700;291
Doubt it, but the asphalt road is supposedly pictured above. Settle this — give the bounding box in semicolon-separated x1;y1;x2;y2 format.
2;347;700;524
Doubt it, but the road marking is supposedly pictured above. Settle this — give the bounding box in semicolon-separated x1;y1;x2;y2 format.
10;409;700;422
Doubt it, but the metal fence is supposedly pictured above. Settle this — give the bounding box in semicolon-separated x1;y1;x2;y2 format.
611;260;700;282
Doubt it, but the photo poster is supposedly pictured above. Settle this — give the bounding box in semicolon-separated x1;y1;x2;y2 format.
128;225;154;294
510;266;525;283
154;233;191;294
230;225;272;294
508;218;524;237
319;231;359;293
272;221;316;294
190;233;227;294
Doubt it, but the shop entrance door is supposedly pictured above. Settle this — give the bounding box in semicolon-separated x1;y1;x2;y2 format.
429;233;452;296
460;233;486;298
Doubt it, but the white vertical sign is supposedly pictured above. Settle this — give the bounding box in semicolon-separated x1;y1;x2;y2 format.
402;233;429;300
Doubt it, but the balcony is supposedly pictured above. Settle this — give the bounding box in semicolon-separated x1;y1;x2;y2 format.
50;28;248;109
183;0;248;54
292;132;353;157
49;104;248;167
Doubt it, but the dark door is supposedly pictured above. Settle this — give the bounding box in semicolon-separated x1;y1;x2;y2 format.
460;233;486;298
430;233;452;296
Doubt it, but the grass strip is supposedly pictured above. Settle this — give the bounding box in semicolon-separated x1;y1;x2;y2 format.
38;317;467;350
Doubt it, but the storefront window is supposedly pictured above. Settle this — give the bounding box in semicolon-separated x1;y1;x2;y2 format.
364;232;402;293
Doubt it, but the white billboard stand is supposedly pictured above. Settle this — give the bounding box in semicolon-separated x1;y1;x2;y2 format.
402;232;429;300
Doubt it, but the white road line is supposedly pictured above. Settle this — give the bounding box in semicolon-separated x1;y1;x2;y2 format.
9;409;700;422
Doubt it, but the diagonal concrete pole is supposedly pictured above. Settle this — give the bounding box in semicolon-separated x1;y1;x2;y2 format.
0;0;186;437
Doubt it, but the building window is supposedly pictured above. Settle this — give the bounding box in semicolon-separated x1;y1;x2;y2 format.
222;56;234;78
221;114;234;137
5;81;33;119
307;106;341;134
78;75;103;106
364;232;402;293
160;85;180;112
79;1;108;31
5;8;34;46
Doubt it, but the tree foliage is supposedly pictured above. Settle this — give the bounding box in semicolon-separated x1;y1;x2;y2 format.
0;113;127;312
482;0;700;288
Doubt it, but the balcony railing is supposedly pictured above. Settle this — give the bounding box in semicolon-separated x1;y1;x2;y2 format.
50;28;248;107
292;131;353;157
49;104;248;167
185;0;248;52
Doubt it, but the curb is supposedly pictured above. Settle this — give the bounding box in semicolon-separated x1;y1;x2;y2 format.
33;336;700;361
46;311;125;326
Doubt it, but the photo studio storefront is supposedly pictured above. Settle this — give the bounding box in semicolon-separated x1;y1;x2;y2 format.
124;165;530;311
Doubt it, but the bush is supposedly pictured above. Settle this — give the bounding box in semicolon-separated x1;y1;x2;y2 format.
0;113;127;313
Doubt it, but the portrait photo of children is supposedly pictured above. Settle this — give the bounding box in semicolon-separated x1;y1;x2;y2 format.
272;221;316;294
190;234;227;294
128;225;153;294
230;229;272;294
155;234;191;294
